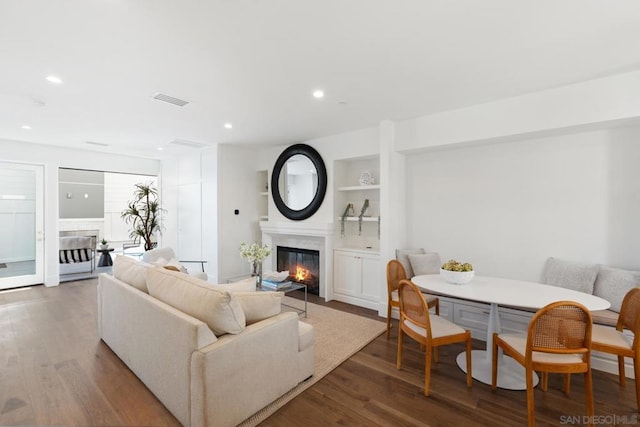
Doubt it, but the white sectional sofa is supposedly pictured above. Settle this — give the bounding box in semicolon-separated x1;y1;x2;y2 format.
97;255;314;427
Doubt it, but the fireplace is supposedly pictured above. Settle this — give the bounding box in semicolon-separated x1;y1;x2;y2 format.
277;246;320;295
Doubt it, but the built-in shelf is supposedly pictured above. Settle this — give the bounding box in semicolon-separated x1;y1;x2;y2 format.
260;192;268;196
337;185;380;192
336;216;378;222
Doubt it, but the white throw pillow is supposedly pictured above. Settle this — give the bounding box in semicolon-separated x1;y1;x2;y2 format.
543;257;599;294
408;252;442;276
593;266;640;313
232;291;283;324
113;255;150;293
211;277;257;293
395;248;426;278
146;268;246;335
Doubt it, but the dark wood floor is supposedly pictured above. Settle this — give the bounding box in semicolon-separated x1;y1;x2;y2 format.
0;279;637;426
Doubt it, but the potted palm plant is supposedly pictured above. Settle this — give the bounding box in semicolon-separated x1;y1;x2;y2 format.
121;182;164;251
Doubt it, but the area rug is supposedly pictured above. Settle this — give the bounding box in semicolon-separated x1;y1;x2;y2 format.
238;296;386;426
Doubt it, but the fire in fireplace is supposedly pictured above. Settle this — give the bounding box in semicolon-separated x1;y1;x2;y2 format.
277;246;320;295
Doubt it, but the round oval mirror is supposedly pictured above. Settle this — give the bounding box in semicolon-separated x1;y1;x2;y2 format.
271;144;327;221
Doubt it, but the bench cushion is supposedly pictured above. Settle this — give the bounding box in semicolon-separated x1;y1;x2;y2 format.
543;257;599;294
593;266;640;313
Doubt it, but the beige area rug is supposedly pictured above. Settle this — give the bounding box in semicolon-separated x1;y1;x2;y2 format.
238;296;386;426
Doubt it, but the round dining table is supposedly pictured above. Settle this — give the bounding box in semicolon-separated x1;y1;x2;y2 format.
412;274;610;390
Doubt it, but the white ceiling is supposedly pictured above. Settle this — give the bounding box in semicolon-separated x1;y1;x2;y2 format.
2;0;640;159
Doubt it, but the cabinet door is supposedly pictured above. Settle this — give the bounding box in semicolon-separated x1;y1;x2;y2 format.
360;255;379;301
333;251;361;296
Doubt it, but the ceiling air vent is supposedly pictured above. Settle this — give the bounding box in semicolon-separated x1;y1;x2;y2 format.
152;92;190;107
170;139;207;149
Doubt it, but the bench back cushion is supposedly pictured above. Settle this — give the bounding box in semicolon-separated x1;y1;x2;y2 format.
543;257;599;294
594;266;640;313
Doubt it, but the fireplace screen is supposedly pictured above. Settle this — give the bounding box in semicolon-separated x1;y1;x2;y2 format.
276;246;320;295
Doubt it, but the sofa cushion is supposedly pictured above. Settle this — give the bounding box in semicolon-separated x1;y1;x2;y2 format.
298;321;314;352
396;248;425;278
232;291;283;324
146;268;246;335
408;252;442;276
543;257;599;294
593;266;640;313
113;255;150;293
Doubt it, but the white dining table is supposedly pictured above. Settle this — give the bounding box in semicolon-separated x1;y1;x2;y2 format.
411;274;611;390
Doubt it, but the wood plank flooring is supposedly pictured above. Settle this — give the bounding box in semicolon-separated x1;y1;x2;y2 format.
0;279;637;426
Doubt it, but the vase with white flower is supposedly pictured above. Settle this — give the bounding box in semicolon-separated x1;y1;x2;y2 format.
239;242;271;288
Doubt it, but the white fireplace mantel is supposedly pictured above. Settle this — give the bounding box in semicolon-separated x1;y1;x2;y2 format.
260;220;335;300
260;221;334;237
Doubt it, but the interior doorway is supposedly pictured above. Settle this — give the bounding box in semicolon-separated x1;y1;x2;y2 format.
0;162;44;289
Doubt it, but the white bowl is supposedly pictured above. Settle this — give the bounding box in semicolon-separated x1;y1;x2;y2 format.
440;268;474;285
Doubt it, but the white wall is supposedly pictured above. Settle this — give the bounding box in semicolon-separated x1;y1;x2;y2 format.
405;126;640;282
218;144;261;281
0;138;159;286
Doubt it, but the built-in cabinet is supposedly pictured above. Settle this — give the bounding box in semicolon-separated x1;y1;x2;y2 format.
332;248;380;310
437;296;533;340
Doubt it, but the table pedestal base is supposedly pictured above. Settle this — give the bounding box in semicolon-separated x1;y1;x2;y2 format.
456;350;539;390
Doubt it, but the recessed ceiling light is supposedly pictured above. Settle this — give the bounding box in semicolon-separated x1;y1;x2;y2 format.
224;123;233;129
21;125;32;130
157;147;164;151
312;90;324;99
46;75;63;84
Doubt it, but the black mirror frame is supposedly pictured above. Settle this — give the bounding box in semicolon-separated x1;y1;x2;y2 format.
271;143;327;221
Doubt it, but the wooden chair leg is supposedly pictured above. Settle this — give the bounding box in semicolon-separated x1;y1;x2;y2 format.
563;373;571;395
541;372;548;392
526;368;535;427
424;343;433;396
396;329;404;369
386;303;392;339
619;355;627;387
634;356;640;413
465;333;472;388
491;334;498;390
435;299;440;316
434;347;439;363
585;369;594;425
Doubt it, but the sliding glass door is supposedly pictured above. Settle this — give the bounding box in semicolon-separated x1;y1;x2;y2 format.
0;162;44;289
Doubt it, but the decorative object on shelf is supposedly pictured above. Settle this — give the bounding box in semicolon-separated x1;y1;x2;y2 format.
340;203;355;238
100;238;109;250
121;182;164;251
239;242;271;288
358;170;375;186
440;259;474;284
358;199;370;235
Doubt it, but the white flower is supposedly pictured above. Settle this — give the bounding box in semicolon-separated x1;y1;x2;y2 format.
239;242;271;263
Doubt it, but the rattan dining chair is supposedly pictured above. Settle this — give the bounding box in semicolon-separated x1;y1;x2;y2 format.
492;301;593;427
386;259;439;339
397;279;472;396
591;287;640;413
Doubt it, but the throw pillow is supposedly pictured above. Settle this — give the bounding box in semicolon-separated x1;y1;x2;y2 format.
408;252;442;276
146;268;246;335
593;266;640;313
395;248;426;278
232;291;283;324
211;277;257;293
113;255;150;293
543;257;599;294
